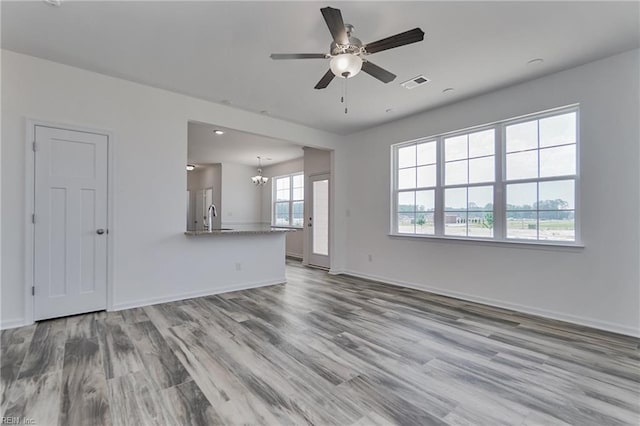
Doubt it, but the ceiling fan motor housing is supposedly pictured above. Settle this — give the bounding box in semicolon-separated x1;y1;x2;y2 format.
330;26;363;56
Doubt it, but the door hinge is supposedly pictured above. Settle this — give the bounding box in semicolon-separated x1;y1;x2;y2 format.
32;141;37;152
31;286;35;296
32;214;36;224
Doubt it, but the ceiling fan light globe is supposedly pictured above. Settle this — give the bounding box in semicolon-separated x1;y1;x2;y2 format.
330;54;362;78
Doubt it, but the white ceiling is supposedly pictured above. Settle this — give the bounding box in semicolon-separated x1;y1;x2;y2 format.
188;121;304;167
2;1;639;135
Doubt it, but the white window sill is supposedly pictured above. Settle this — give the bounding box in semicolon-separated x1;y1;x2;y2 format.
272;225;303;230
388;233;584;251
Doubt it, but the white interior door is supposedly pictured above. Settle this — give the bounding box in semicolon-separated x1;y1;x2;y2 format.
34;125;109;320
308;174;330;269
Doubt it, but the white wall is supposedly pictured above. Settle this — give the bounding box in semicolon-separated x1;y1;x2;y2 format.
261;157;305;258
344;49;640;336
1;50;345;328
220;162;262;226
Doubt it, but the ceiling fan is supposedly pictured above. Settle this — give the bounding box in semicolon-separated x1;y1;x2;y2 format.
270;6;425;90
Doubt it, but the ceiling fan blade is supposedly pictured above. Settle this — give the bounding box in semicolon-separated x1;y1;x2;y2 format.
314;69;335;89
320;7;349;45
364;28;425;54
270;53;328;60
362;61;396;83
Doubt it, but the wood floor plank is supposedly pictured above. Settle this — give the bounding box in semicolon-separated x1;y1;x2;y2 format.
164;323;286;425
161;380;225;426
107;371;176;426
1;371;62;424
17;318;67;380
97;318;144;379
59;337;110;426
125;320;191;389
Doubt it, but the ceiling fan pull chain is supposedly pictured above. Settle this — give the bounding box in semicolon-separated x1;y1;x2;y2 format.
342;71;349;114
345;79;348;114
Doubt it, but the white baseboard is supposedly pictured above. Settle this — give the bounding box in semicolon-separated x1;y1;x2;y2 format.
111;278;286;311
0;318;28;330
342;269;640;338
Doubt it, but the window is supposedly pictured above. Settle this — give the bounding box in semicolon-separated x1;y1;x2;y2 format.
505;111;577;241
392;106;579;244
396;141;437;235
444;129;495;238
273;173;304;227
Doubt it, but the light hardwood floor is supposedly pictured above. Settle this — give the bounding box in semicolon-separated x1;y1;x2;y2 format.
1;260;639;425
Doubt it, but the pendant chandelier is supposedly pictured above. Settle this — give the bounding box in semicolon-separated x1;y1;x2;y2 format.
251;156;269;185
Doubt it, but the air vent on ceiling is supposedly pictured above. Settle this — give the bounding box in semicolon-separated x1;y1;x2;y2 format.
400;75;430;89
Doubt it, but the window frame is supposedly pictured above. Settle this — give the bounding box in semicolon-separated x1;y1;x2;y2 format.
391;105;581;247
272;173;304;229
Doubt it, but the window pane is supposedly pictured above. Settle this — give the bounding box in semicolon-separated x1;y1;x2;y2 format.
506;120;538;152
398;168;416;189
506;150;538;180
293;174;304;188
445;187;467;211
539;145;576;177
539;180;574;210
312;180;329;255
539;212;575;241
506;212;538;239
292;187;304;200
276;177;290;190
469;156;494;183
540;112;576;148
416;190;434;212
397;213;415;234
417;165;436;188
445;212;467;236
468;186;493;211
416;213;434;235
469;129;494;158
507;182;537;210
398;191;415;212
445;160;468;185
417;141;437;165
276;189;290;201
445;135;467;161
275;202;290;226
292;201;304;227
398;145;416;168
468;213;493;238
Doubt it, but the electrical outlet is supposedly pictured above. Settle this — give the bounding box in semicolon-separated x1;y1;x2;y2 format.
368;254;373;262
235;262;242;271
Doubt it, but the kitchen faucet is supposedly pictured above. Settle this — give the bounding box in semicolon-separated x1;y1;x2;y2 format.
207;203;217;231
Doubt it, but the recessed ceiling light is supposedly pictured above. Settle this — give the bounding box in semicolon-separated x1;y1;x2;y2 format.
527;58;544;65
43;0;62;6
213;130;224;135
385;108;393;113
186;164;195;171
442;88;454;93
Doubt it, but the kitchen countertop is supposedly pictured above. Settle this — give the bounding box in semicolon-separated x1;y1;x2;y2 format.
184;226;297;236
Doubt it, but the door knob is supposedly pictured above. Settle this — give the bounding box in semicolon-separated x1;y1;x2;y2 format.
96;229;105;235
